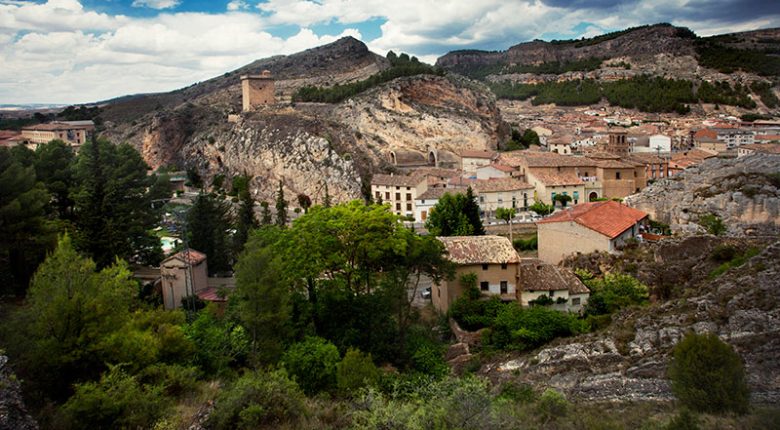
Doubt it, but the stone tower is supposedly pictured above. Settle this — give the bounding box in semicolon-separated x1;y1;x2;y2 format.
601;130;630;155
241;70;275;112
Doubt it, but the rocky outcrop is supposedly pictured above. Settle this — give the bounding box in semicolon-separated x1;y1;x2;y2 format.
484;240;780;404
624;154;780;236
0;356;38;430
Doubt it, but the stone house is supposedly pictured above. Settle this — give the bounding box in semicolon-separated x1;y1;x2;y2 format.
414;187;464;223
473;178;534;215
461;150;497;174
536;201;648;264
433;236;520;313
20;121;94;150
371;173;428;219
475;163;514;180
161;249;209;310
517;259;590;313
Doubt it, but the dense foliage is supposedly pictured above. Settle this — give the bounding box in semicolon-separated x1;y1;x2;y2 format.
669;332;750;414
187;192;234;274
424;187;485;236
577;270;649;316
749;82;779;108
696;41;780;76
293;51;444;103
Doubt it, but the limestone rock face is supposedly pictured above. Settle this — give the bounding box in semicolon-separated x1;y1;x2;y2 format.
624;154;780;236
0;356;38;430
484;239;780;404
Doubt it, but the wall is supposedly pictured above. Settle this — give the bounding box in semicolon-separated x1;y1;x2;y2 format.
462;157;492;174
161;260;209;310
242;77;275;111
478;189;532;214
476;166;510;179
433;263;518;313
372;179;427;218
537;221;612;264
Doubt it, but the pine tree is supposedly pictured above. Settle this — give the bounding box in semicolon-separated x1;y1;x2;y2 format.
187;192;233;274
464;186;485;235
260;201;272;225
275;180;288;226
234;188;258;252
323;183;331;208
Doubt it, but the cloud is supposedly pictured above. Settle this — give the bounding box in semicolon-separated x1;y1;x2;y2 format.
131;0;181;10
227;1;250;11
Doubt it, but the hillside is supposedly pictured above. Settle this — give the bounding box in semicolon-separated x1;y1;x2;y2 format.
99;38;507;202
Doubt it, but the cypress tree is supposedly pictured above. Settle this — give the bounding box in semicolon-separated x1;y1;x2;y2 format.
275;180;288;226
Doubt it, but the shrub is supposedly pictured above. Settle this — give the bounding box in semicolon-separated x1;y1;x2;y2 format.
485;305;588;351
208;369;306;430
513;235;538;251
708;247;760;279
536;388;569;423
61;366;169;430
665;408;701;430
583;272;649;316
529;295;554;306
281;336;340;394
337;348;380;394
699;213;726;236
410;344;449;378
668;332;750;414
710;244;737;263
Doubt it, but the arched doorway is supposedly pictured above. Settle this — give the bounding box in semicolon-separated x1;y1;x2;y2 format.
389;152;397;165
589;192;599;202
427;150;437;167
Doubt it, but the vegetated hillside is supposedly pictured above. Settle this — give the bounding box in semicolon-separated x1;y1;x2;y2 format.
482;235;780;404
625;154;780;236
99;38;507;202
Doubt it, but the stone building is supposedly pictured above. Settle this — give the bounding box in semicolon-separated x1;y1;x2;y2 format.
160;249;209;310
517;259;590;313
241;70;275;112
371;173;428;218
20;120;94;150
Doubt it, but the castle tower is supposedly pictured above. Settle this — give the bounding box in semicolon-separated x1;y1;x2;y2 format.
241;70;275;112
601;131;629;155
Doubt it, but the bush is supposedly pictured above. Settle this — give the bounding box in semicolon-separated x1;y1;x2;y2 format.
513;235;538;251
337;348;380;394
61;366;169;430
449;295;504;331
668;332;750;414
281;336;341;394
208;369;306;430
665;408;701;430
583;272;649;316
710;244;737;263
536;388;569;423
699;213;726;236
485;305;588;351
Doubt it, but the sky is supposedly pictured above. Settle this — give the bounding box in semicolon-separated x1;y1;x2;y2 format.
0;0;778;104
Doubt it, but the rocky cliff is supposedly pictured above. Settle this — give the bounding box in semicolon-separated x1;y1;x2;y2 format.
483;237;780;404
624;154;780;236
100;39;507;202
0;356;38;430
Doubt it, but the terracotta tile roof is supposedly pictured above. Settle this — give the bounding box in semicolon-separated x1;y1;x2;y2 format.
693;129;718;140
196;287;229;302
754;135;780;142
499;151;594;168
517;259;590;294
528;170;583;186
417;187;463;200
371;173;427;187
438;235;520;265
477;163;515;173
474;178;533;193
163;249;207;266
741;143;780;154
536;201;647;239
671;149;717;164
624;153;666;164
461;149;496;159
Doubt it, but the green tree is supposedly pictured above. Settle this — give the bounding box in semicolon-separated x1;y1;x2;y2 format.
187;192;233;274
582;272;649;315
529;200;555;216
5;235;136;401
495;207;516;242
668;332;750;415
553;194;573;207
72;137;164;267
184;306;249;375
425;188;484;236
297;193;312;213
699;213;726;236
234;188;258;253
275;180;287;226
0;147;51;294
259;200;272;225
233;232;292;365
281;336;340;394
337;348;380;394
34;139;76;218
323;183;332;208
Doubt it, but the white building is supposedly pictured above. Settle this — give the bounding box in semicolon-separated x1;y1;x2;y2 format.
371;174;428;219
476;163;514;180
461;150;496;174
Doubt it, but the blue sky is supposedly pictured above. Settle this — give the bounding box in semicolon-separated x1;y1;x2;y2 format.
0;0;778;104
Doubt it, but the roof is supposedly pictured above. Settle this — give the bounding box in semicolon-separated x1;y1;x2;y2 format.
517;259;590;294
500;151;594;168
754;135;780;142
536;201;647;239
438;235;520;265
461;149;496;159
196;287;229;302
22;121;93;131
693;129;718;140
528;170;583;186
740;143;780;154
417;187;463;200
624;153;667;164
371;173;426;187
477;163;515;173
162;249;207;266
474;178;533;193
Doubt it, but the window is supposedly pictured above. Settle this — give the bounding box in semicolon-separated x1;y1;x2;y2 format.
406;203;412;211
482;263;488;270
500;281;508;294
572;297;581;305
385;192;390;200
616;171;621;180
375;191;380;199
396;203;401;210
479;196;484;203
396;186;400;190
406;193;412;200
501;263;507;270
406;187;411;190
395;193;401;200
551;192;556;200
421;210;427;221
480;281;489;291
549;290;555;297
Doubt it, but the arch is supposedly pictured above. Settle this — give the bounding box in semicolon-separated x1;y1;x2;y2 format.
588;191;599;202
389;151;397;165
427;150;438;167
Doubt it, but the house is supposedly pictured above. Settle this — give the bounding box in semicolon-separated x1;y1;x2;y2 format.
525;170;586;206
737;143;780;157
160;249;209;310
536;201;648;264
414;187;464;223
473;178;534;215
461;150;496;174
20;121;94;150
625;153;669;181
517;259;590;313
475;163;514;180
371;174;428;218
0;130;22;147
433;236;520;313
632;134;672;154
668;148;717;175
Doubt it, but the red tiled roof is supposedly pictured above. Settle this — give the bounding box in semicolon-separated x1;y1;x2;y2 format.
371;173;427;187
163;249;207;265
693;129;718;140
461;149;496;159
474;178;533;193
528;171;583;186
478;163;515;172
741;143;780;154
438;235;520;265
196;287;228;302
537;200;647;239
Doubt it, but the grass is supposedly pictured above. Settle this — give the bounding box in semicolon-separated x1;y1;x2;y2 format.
708;247;761;279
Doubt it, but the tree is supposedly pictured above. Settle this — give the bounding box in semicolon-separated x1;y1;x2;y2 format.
553;194;572;207
425;188;485;236
187;192;233;274
275;180;287;226
34;139;76;218
0;147;51;295
529;200;554;216
336;348;380;394
668;332;750;415
699;213;726;236
72;138;164;267
323;183;332;208
297;193;312;213
582;272;649;315
5;235;136;401
281;336;340;395
495;207;516;242
234;232;292;365
234;188;258;252
259;201;272;225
